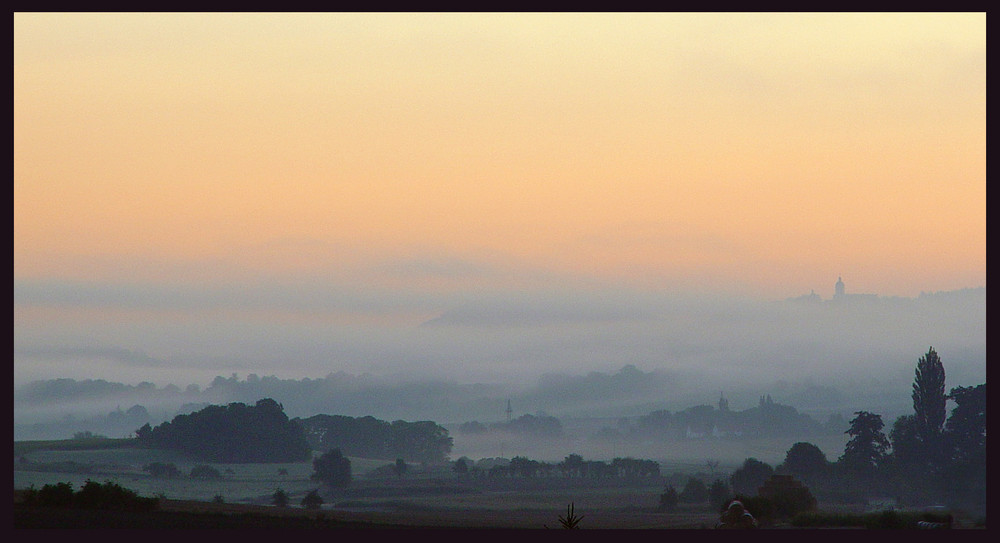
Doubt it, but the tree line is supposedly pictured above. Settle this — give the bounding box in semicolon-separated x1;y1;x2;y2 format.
457;413;564;437
628;396;839;440
294;414;453;464
672;347;985;519
134;398;311;463
836;347;984;513
448;453;661;480
132;400;456;466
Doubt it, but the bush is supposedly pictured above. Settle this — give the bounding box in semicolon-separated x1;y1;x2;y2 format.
708;479;731;510
37;482;75;508
755;475;816;519
301;489;324;510
136;398;312;463
74;480;159;512
658;485;679;512
272;488;289;507
20;481;158;512
679;477;708;504
311;448;351;488
20;485;40;506
730;458;774;496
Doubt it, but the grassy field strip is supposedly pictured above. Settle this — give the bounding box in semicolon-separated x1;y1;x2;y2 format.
336;485;665;511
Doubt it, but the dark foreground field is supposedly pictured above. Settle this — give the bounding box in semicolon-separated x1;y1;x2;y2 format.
14;494;720;529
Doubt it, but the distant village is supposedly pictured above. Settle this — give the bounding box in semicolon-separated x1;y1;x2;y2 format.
786;276;880;304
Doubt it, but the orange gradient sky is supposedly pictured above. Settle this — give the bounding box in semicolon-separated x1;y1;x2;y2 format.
15;12;985;299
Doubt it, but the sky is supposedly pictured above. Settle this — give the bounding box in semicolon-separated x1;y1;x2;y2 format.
14;13;986;389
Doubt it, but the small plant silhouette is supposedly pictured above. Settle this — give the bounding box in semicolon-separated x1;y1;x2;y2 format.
558;502;584;529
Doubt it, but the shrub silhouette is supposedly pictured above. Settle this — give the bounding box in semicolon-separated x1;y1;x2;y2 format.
22;480;157;512
301;489;324;510
557;502;584;529
37;482;75;508
272;488;289;507
756;474;816;519
74;480;158;511
658;485;679;512
679;476;709;504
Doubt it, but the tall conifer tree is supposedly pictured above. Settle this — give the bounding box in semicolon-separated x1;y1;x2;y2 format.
912;347;947;439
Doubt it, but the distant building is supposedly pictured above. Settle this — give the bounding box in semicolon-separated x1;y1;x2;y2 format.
831;276;878;303
789;276;878;303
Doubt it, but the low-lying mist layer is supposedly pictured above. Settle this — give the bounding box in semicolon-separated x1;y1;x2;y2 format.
15;287;984;445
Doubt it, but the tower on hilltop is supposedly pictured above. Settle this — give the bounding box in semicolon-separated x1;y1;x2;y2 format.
718;392;729;412
835;276;845;298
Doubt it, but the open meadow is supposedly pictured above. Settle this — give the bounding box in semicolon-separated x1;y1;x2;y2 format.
14;440;744;528
20;433;980;529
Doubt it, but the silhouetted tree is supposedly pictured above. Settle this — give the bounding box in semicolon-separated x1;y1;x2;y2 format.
944;383;986;463
756;475;817;519
388;419;453;463
708;479;732;510
889;414;922;466
297;414;452;462
840;411;890;476
135;398;310;463
912;347;947;465
271;488;289;507
452;457;469;475
74;480;158;511
730;458;774;496
393;458;408;478
311;448;351;488
301;489;323;510
23;480;158;512
559;454;585;477
135;423;152;442
659;485;679;512
679;476;709;504
936;383;986;515
777;442;829;485
36;482;75;507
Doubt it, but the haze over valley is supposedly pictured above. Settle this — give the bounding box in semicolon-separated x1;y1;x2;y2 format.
15;13;984;468
15;284;985;464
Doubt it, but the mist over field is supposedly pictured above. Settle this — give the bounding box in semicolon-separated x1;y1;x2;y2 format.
14;285;985;449
14;13;984;474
